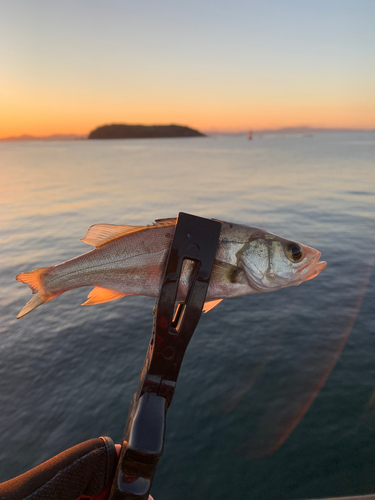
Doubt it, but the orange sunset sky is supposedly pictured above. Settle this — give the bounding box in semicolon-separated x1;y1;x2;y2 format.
1;0;375;138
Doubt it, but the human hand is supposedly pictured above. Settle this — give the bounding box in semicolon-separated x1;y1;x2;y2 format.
0;437;155;500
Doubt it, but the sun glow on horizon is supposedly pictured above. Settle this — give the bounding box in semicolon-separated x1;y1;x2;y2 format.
2;90;375;139
1;1;374;139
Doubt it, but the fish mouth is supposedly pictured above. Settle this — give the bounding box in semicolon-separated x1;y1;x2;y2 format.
305;259;327;281
300;249;327;281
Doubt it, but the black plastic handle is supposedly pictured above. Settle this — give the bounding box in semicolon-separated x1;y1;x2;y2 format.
108;213;221;500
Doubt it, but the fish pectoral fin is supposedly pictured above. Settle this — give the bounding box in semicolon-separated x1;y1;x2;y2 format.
211;260;242;283
203;299;223;313
82;287;130;306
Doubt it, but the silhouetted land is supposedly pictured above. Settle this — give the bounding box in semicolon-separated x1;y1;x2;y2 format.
1;127;374;143
88;124;205;140
0;134;86;142
254;126;375;134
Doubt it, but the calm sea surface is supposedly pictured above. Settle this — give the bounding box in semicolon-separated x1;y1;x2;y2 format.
0;133;374;499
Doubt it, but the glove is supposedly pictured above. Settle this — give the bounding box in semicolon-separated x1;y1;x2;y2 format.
0;436;117;500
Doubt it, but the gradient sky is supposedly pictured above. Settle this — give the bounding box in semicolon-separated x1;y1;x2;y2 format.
1;0;374;137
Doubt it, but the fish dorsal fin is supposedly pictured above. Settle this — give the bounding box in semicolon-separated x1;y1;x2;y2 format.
82;286;130;306
82;219;177;247
153;218;177;226
203;299;223;313
81;224;141;247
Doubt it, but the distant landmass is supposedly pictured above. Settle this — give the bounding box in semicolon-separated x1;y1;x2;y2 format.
217;127;375;136
0;133;87;142
1;126;373;143
88;124;205;140
255;126;375;135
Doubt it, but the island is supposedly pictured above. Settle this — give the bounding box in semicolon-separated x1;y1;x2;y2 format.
88;124;205;140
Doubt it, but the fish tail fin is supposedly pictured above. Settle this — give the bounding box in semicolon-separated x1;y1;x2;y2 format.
16;267;54;318
16;293;46;319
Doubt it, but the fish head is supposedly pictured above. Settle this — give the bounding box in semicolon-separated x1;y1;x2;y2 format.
239;232;327;292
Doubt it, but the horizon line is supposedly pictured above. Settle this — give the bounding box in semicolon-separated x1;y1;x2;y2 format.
1;126;375;142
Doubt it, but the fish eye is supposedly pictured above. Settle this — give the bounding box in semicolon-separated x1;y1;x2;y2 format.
285;242;303;263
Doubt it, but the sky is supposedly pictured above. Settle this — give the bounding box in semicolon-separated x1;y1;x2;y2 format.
1;0;374;137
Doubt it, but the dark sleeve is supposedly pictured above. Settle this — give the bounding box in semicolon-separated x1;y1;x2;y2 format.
0;436;117;500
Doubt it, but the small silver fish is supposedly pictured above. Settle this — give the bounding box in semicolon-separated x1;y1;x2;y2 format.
16;218;327;318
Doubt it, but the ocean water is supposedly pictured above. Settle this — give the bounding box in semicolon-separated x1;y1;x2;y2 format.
0;133;374;500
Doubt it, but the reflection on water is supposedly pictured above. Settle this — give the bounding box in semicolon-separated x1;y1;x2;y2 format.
0;133;374;500
234;250;375;459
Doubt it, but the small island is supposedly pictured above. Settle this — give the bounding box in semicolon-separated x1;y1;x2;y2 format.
88;124;205;140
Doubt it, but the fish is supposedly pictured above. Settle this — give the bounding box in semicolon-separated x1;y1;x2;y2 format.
16;218;327;319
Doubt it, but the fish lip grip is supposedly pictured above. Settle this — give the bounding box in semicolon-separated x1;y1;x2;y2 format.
109;213;222;500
